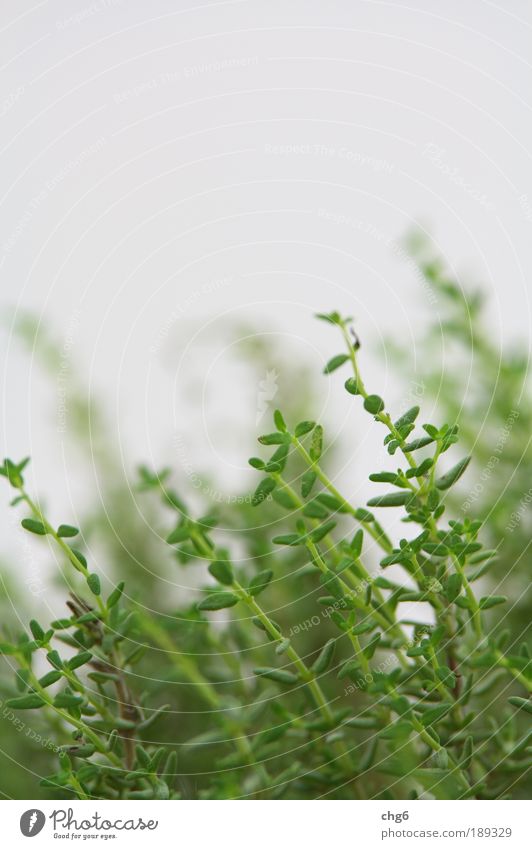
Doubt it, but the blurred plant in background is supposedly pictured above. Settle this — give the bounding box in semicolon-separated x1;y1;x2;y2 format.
388;233;531;640
0;237;530;800
0;308;323;798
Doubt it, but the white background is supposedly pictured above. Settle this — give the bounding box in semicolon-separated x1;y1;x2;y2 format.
0;0;530;595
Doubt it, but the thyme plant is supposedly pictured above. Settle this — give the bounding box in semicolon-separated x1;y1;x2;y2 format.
1;312;530;800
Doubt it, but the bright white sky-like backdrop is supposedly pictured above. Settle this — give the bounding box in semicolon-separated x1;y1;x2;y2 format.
0;0;530;597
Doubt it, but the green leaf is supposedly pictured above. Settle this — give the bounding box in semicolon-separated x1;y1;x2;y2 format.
258;432;289;446
2;457;28;487
508;697;532;716
6;694;45;709
29;620;45;641
197;592;239;611
68;651;93;670
254;667;299;685
422;542;449;557
166;525;190;544
420;703;452;727
69;744;96;759
272;533;302;546
409;458;433;477
302;500;328;519
379;721;413;743
435;457;471;490
319;571;343;600
258;724;290;746
76;612;99;624
352;620;376;636
459;736;474;769
87;573;101;595
344;377;360;395
505;655;532;674
470;649;498;668
443;574;462;602
275;638;291;656
262;451;284;469
198;514;222;531
436;666;456;690
46;650;63;669
268;442;289;468
454;596;473;610
208;560;234;586
51;617;72;631
69;548;87;569
107;582;125;608
316;493;346;512
248;457;265;470
369;472;402;484
263;461;282;473
38;670;62;688
479;595;507;610
273;410;287;432
468;549;498;564
53;693;85;709
363;395;385;415
272;489;297;509
363;633;381;660
367;491;410;507
316;310;344;326
315;311;343;325
407;645;426;658
251;477;276;506
394;407;420;428
248;569;273;597
308;520;336;543
137;465;171;490
311;639;336;674
301;470;317;498
354;507;374;522
432;749;449;770
350;529;364;558
337;660;362;681
323;354;349;374
295;420;316;438
404;436;435;452
309;425;323;461
57;524;79;538
21;518;47;535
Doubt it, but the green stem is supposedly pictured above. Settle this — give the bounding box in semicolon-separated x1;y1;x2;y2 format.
22;662;122;769
340;324;420;476
20;489;107;618
451;555;482;639
495;650;532;691
272;471;413;662
67;772;89;800
290;437;393;553
139;613;269;787
188;529;359;786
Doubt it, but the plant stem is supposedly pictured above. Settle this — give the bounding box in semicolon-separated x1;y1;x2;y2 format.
290;437;393;553
138;612;271;791
21;661;122;769
188;529;360;788
20;489;107;617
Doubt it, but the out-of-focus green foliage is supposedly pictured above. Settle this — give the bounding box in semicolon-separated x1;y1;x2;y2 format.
387;234;531;637
0;258;530;801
